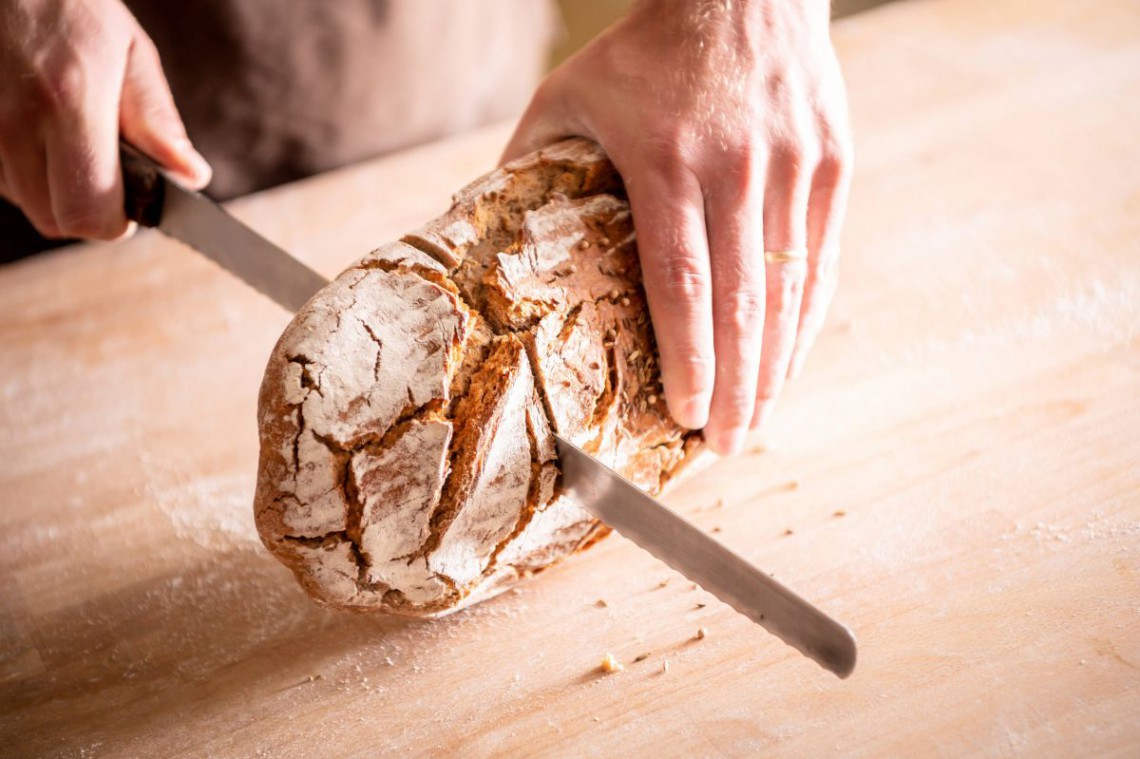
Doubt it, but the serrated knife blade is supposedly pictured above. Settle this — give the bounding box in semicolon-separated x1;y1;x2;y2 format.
120;142;327;312
556;435;857;678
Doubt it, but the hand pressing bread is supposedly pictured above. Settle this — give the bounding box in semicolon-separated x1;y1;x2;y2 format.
504;0;854;453
255;140;707;616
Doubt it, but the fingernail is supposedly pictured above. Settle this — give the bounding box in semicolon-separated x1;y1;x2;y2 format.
186;148;213;186
677;393;711;430
113;221;139;242
175;138;213;187
750;400;776;430
716;427;747;456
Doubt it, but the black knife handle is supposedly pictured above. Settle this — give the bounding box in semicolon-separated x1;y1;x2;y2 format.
120;141;166;228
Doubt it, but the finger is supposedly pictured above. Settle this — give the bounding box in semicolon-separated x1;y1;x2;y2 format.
788;138;852;379
702;149;766;455
751;148;811;429
119;33;211;189
42;56;131;240
2;136;60;238
626;158;716;431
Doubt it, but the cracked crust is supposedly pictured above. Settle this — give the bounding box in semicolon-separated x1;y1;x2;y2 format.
255;138;707;617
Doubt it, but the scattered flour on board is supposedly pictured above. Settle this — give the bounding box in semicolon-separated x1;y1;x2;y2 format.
998;510;1140;556
146;471;261;551
897;275;1139;366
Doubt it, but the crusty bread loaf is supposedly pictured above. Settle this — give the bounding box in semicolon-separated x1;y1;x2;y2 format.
254;139;705;616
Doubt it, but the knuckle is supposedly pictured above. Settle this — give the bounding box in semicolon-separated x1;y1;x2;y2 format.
720;133;762;165
755;386;778;405
797;137;824;171
818;133;854;179
657;252;710;304
55;203;122;239
774;128;808;158
769;132;816;182
769;266;806;306
753;389;781;415
708;137;764;196
668;352;716;395
640;131;696;181
714;390;756;427
33;56;88;115
719;287;765;331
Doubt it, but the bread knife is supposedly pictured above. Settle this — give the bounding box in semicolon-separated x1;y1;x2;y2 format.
121;144;857;678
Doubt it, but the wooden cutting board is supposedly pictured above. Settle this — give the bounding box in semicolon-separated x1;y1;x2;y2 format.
2;0;1138;755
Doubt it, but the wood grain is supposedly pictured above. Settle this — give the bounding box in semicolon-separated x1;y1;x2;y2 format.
2;0;1138;756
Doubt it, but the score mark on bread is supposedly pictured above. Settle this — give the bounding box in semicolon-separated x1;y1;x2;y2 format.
254;139;706;617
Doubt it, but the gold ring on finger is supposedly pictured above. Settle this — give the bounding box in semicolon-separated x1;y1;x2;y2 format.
764;249;808;264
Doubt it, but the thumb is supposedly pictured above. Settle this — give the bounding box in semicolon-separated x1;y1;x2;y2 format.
119;33;211;190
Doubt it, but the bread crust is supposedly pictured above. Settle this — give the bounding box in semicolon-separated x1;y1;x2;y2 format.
255;139;705;616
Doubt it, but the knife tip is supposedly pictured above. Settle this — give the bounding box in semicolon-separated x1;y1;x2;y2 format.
822;625;858;679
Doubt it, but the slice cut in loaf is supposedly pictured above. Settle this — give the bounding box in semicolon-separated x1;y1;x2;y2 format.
254;138;706;616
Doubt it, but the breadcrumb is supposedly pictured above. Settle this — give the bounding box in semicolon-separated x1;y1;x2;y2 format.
600;653;624;673
595;598;608;608
696;627;708;641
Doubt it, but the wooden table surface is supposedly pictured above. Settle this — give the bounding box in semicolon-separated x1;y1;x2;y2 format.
2;0;1138;756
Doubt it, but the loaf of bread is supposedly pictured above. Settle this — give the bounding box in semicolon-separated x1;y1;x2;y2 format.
254;139;705;616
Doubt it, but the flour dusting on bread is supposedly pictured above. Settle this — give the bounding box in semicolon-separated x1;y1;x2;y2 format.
254;139;705;616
